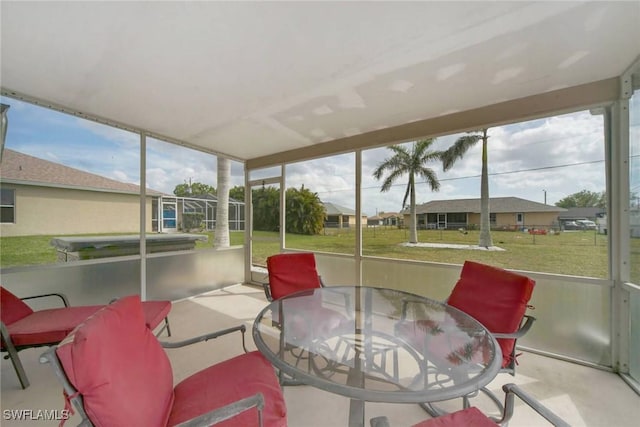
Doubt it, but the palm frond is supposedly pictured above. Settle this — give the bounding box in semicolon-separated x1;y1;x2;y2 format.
417;167;441;192
441;134;482;171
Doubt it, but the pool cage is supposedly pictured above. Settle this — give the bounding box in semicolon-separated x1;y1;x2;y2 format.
157;195;245;233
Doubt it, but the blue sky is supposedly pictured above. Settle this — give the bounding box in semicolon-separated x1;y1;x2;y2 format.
2;96;607;216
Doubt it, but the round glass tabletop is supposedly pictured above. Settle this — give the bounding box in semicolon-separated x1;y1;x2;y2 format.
252;286;502;403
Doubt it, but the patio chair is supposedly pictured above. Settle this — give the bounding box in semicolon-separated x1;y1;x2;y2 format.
369;383;569;427
395;261;536;415
40;295;287;427
1;286;171;389
264;252;350;385
263;252;325;301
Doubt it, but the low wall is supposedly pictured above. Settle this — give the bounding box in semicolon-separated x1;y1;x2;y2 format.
0;246;244;305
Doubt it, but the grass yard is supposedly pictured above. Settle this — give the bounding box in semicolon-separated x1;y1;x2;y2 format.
2;227;637;280
267;227;611;278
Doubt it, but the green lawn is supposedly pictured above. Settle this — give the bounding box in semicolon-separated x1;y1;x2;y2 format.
2;228;638;280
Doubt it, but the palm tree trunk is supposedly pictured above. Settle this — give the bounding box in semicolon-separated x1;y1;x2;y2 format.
479;130;493;247
409;174;418;243
214;157;230;248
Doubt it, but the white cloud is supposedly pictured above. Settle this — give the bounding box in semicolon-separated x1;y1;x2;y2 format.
75;119;140;147
3;96;607;210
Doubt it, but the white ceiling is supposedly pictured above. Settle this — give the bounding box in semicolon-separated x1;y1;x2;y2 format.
1;1;639;162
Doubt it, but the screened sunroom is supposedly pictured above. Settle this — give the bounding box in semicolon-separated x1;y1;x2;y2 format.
1;2;639;426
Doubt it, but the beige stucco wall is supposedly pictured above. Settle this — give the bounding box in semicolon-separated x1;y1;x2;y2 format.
0;184;154;237
326;214;367;227
345;215;367;227
473;212;561;229
410;211;561;229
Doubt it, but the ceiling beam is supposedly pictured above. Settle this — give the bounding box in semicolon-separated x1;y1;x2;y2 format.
247;77;619;170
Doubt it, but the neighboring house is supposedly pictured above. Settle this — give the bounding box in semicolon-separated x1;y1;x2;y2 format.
323;202;367;228
404;197;566;231
367;212;402;227
0;149;165;237
0;149;245;237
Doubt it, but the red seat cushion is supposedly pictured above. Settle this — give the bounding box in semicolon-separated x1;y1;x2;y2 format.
141;300;172;330
412;407;497;427
56;296;174;427
267;253;322;300
7;306;103;347
167;351;287;427
1;287;34;325
447;261;535;368
3;294;170;348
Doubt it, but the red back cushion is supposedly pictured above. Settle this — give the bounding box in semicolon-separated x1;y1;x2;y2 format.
56;295;174;426
267;253;322;300
1;287;34;326
447;261;535;367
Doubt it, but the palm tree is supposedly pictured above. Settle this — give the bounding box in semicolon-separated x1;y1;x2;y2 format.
441;128;493;247
373;139;442;243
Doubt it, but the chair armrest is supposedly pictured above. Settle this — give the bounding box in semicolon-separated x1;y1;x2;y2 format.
39;348;92;425
262;282;274;302
21;292;70;307
497;383;570;427
369;416;391;427
492;315;536;339
160;325;248;353
174;393;265;427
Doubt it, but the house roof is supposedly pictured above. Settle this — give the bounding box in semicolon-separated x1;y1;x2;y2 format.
379;212;400;219
409;197;567;214
323;202;357;216
0;149;164;196
1;2;638;166
369;212;401;220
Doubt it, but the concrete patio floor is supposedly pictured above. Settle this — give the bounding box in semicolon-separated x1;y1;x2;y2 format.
2;284;638;426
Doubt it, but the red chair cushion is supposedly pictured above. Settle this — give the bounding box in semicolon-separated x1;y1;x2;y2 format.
6;306;102;347
412;407;497;426
56;296;174;427
141;300;172;330
1;287;34;325
4;299;170;348
267;253;322;300
168;351;287;427
447;261;535;368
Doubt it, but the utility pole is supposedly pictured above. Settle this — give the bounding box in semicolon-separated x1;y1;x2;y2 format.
543;189;547;205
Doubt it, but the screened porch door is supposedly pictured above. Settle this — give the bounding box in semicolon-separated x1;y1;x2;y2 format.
161;199;177;232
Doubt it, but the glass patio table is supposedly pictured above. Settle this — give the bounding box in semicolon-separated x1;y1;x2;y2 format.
252;286;502;427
